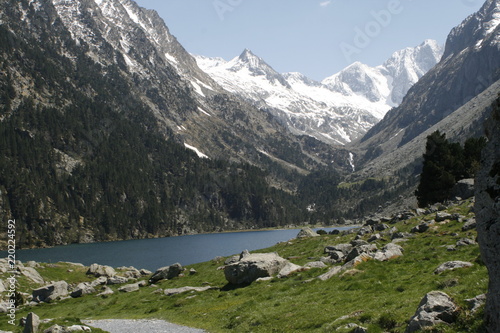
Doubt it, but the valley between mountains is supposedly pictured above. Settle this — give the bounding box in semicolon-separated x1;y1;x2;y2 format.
1;0;500;332
0;0;499;249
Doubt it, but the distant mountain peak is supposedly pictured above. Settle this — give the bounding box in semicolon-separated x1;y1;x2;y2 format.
444;0;500;58
196;40;442;145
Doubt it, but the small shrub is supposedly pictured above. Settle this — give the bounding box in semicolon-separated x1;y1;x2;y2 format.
437;278;459;289
378;313;398;330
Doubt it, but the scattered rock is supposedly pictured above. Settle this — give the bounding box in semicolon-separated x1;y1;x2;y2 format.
66;325;91;332
434;261;473;274
90;276;107;288
297;228;319;238
352;326;368;333
96;286;114;297
278;262;306;278
70;283;96;298
391;232;411;240
224;251;289;285
343;253;372;270
86;264;116;278
122;268;142;279
436;212;453;222
149;263;183;283
189;268;197;275
356;226;373;236
106;276;129;285
372;243;404;261
373;223;390;232
164;286;214;296
466;294;487;314
18;267;44;285
23;312;39;333
405;291;458;333
43;324;91;332
325;244;352;256
139;269;152;276
32;281;69;303
350;239;369;247
317;266;343;281
367;233;382;242
456;238;477;247
328;251;345;263
462;218;477;231
345;244;377;262
118;283;140;293
411;223;430;233
304;261;327;269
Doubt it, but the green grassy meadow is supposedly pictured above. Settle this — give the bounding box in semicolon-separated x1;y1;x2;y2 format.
0;200;488;332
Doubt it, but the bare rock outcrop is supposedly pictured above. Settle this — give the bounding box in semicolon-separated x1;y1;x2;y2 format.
32;281;68;303
475;96;500;333
224;251;289;285
149;263;183;283
405;291;458;333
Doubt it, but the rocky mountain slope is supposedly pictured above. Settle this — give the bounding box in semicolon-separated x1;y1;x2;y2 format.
0;0;352;247
6;0;347;172
196;40;443;145
333;0;500;219
356;0;500;165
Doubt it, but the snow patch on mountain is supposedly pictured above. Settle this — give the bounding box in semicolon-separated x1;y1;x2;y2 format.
196;40;443;145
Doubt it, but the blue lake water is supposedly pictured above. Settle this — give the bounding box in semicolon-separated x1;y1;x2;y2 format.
7;227;351;271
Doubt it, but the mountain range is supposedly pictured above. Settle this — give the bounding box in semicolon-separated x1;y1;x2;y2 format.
196;40;443;145
0;0;499;247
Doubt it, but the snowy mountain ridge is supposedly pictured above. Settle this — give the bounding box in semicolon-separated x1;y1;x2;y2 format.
196;40;443;145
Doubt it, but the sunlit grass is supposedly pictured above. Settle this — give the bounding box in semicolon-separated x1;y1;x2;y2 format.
0;200;487;332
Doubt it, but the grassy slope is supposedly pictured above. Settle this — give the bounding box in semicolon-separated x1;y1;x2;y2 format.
0;200;488;332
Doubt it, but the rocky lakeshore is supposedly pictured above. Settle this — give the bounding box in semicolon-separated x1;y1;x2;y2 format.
0;198;491;332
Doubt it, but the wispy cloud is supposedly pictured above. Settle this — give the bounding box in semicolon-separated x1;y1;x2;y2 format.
319;1;332;7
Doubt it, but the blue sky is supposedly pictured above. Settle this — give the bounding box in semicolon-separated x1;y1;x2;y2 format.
134;0;484;81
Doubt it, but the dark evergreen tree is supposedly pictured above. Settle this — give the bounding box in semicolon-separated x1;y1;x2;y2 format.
416;131;486;207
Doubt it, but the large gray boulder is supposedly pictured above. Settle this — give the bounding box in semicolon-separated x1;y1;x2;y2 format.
118;283;140;293
405;291;458;333
451;178;475;199
32;281;68;303
86;264;116;278
18;267;44;284
70;283;96;298
297;228;319;238
149;263;183;283
224;251;289;285
372;243;404;261
434;261;473;274
476;99;500;333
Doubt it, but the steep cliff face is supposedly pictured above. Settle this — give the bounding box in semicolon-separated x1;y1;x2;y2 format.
357;0;500;164
475;95;500;332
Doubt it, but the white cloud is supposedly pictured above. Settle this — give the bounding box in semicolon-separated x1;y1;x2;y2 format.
319;1;332;7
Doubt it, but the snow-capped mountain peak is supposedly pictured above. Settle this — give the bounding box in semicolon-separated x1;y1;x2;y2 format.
225;49;291;88
196;40;443;145
323;40;443;107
